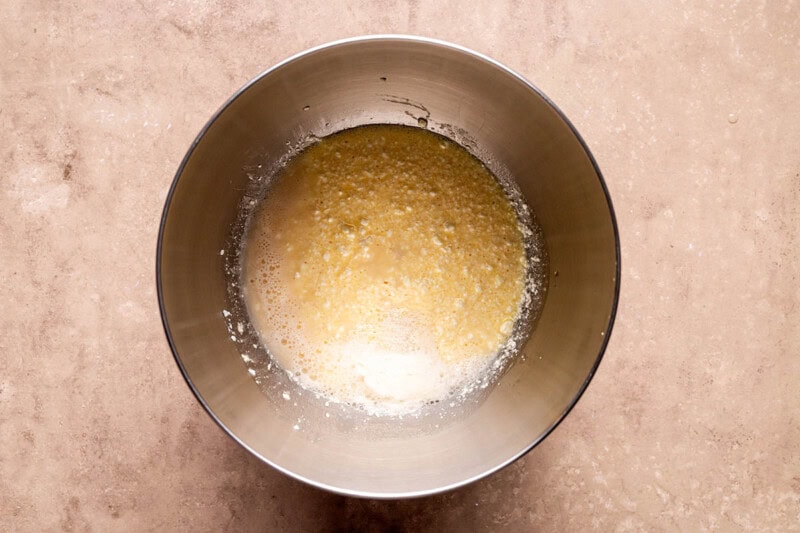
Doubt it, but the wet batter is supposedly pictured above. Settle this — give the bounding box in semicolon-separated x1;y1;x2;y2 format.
242;124;528;414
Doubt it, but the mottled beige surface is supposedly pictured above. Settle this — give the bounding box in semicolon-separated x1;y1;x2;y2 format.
2;1;799;531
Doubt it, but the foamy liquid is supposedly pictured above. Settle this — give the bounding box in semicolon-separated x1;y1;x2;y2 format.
241;124;530;416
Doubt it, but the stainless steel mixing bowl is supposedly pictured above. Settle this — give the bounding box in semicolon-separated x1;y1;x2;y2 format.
157;35;620;498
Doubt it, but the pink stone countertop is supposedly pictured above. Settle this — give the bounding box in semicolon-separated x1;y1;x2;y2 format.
2;1;798;531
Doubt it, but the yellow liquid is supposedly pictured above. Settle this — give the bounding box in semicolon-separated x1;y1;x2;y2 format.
242;124;528;414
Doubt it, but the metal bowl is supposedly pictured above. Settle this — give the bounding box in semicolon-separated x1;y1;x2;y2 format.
157;35;620;498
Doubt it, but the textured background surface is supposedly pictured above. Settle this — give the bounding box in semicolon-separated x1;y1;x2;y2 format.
2;1;799;531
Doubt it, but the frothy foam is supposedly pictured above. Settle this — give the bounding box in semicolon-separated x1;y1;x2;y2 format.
241;124;535;416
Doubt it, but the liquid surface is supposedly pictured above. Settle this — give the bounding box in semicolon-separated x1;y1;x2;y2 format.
242;125;529;415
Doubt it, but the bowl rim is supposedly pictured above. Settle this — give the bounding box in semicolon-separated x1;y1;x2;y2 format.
156;33;621;499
